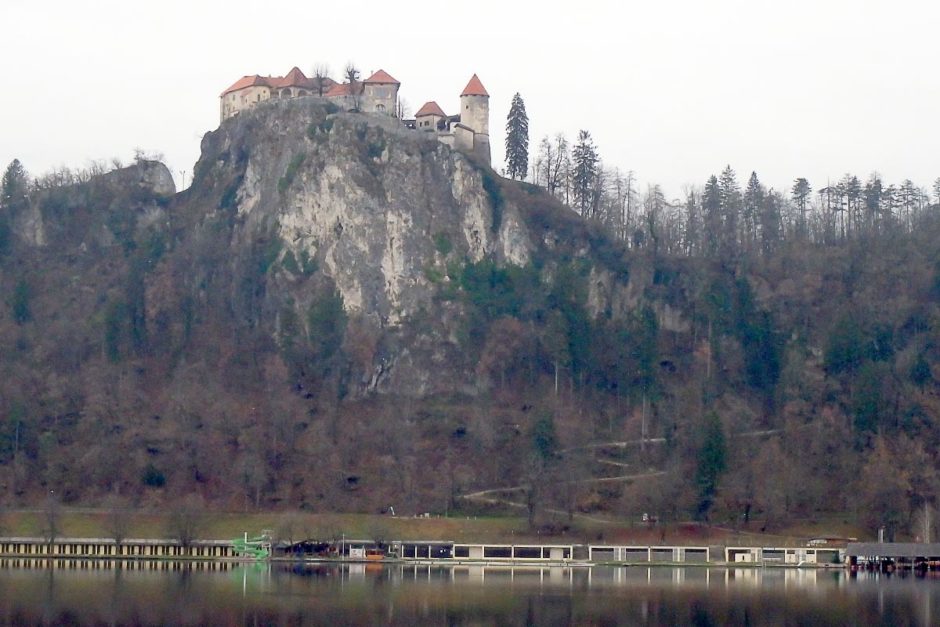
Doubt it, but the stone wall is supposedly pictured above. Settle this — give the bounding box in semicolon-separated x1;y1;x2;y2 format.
459;94;489;136
220;85;272;121
362;84;398;115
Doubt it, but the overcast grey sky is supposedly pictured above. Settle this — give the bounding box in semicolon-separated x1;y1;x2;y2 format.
2;0;938;198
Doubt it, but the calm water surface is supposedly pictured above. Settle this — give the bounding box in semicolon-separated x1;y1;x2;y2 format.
0;562;937;625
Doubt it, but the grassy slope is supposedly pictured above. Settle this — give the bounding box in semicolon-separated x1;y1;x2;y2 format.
0;509;863;547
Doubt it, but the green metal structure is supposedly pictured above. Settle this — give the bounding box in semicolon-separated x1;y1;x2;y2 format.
231;532;271;560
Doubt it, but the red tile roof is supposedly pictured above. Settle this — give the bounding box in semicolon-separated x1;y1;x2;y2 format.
415;101;446;117
222;67;391;98
313;76;338;93
325;82;355;97
461;74;489;97
364;69;400;84
221;75;269;97
281;66;309;87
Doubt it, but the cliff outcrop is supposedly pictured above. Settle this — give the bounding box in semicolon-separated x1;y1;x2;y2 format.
174;99;640;396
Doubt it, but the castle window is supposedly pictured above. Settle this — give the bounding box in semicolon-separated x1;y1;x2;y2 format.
376;104;386;113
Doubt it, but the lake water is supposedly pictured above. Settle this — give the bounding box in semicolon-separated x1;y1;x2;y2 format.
0;562;937;625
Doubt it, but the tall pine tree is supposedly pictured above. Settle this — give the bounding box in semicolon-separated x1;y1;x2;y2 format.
0;160;27;258
718;165;741;261
760;190;782;257
703;175;722;257
790;177;812;236
504;93;529;180
695;412;727;520
571;130;598;216
1;159;29;211
742;171;764;252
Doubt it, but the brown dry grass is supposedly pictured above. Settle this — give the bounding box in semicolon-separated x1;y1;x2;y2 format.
0;508;866;547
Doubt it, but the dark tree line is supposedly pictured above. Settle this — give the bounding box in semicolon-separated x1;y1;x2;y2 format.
527;138;939;259
502;102;939;259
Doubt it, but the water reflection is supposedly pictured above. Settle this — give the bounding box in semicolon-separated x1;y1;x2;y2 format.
0;562;937;625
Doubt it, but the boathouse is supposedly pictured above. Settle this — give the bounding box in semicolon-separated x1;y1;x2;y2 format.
0;537;235;559
451;543;574;561
725;546;843;565
395;541;453;559
846;542;940;569
589;545;710;563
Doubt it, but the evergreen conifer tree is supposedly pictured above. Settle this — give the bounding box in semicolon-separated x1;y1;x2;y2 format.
695;412;727;519
11;278;30;324
703;175;722;257
863;175;883;232
504;93;529;180
571;130;598;216
1;159;29;210
759;190;782;256
790;177;812;235
742;171;764;250
717;166;742;261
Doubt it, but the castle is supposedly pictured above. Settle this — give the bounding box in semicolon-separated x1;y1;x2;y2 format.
220;68;490;164
408;74;490;165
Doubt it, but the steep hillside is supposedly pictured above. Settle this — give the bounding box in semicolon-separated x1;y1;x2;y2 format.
174;99;656;397
2;100;940;540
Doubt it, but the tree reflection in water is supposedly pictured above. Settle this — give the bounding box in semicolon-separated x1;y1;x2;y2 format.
0;563;937;625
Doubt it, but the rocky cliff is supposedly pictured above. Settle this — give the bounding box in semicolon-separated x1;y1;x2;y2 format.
173;99;643;397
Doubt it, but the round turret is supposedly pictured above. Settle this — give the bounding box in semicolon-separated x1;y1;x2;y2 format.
459;74;489;137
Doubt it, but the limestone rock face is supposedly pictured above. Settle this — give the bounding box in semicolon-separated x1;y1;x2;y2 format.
191;100;537;395
104;160;177;198
2;99;682;403
4;100;665;399
134;99;666;398
11;160;174;250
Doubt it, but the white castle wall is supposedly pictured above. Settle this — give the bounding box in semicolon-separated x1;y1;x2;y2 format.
459;94;489;136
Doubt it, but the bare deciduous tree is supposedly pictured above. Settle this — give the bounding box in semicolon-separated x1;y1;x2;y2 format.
275;512;308;549
367;520;392;551
312;64;331;97
396;97;411;120
167;494;204;548
104;494;133;546
344;63;362;112
42;491;61;545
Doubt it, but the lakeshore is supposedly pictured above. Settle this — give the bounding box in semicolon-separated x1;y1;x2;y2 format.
0;508;876;570
10;536;940;574
0;535;848;569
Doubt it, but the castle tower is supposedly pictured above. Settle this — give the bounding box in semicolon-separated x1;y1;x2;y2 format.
362;69;400;115
459;74;490;164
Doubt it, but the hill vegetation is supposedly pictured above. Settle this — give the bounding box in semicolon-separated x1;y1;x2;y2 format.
1;104;940;543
